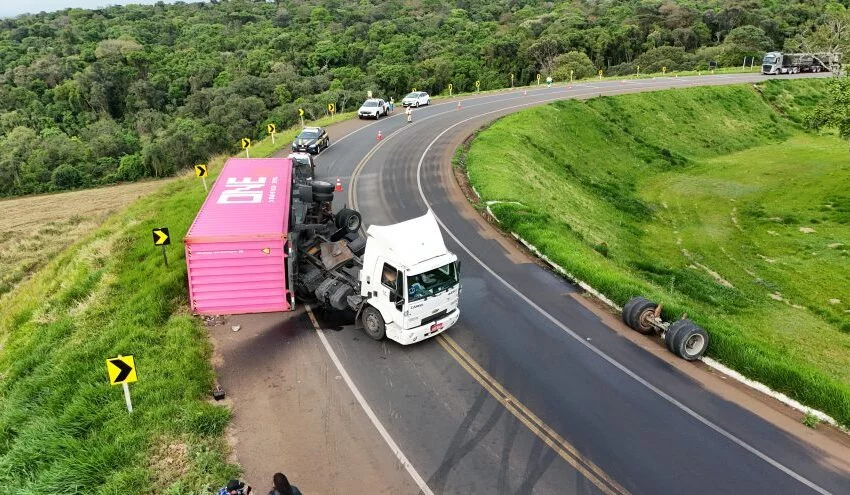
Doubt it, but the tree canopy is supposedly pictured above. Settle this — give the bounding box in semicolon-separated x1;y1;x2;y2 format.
0;0;843;196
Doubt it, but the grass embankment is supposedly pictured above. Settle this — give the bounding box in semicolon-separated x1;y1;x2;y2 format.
465;79;850;427
0;111;332;491
0;156;240;493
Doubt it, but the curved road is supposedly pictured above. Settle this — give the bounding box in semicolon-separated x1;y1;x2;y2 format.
291;73;850;494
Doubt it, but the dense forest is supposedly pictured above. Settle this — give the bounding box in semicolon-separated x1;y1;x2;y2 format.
0;0;846;196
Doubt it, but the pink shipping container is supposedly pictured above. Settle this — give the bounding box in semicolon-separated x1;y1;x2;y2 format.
184;158;293;315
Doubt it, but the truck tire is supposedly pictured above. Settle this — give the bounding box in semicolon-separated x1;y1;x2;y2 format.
626;297;658;335
312;181;334;194
665;319;693;353
335;208;362;233
361;306;386;341
621;296;654;332
672;323;709;361
330;283;354;311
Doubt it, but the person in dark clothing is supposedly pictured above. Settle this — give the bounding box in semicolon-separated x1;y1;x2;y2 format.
219;479;252;495
268;472;302;495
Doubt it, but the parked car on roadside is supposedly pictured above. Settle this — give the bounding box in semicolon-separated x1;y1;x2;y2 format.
291;127;329;154
402;91;430;107
358;98;389;119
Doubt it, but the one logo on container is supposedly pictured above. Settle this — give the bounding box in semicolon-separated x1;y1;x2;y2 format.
217;177;279;204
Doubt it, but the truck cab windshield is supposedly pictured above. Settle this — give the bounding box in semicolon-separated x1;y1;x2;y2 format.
763;55;777;64
407;262;458;302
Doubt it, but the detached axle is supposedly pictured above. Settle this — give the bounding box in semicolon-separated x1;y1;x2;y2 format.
621;297;709;361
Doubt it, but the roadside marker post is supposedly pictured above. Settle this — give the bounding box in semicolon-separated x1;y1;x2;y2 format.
152;227;170;267
448;83;453;96
106;355;138;413
570;70;574;83
241;137;251;158
536;73;541;86
298;108;305;128
475;80;480;92
194;164;208;192
510;73;514;89
598;69;603;79
267;123;277;145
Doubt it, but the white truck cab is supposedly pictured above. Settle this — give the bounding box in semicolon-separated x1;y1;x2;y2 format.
359;210;460;344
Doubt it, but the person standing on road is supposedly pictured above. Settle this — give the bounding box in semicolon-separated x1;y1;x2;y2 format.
389;97;395;113
405;105;412;123
268;473;302;495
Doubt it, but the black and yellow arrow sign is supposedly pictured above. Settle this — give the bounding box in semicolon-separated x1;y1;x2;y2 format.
240;137;251;149
327;103;335;113
194;164;207;177
267;123;276;134
152;227;170;246
298;108;304;117
106;355;137;385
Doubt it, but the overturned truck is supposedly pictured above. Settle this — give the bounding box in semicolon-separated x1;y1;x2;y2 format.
184;157;460;345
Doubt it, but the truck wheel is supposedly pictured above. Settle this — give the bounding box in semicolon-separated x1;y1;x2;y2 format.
335;208;362;233
622;296;658;335
672;323;709;361
361;306;386;341
627;298;658;335
664;319;691;353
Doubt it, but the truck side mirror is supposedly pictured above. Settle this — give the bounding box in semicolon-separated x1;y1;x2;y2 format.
395;299;404;311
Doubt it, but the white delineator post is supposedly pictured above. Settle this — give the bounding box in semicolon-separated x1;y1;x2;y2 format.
122;382;133;413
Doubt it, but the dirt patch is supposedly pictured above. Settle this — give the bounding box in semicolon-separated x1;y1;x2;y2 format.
0;179;171;299
148;436;192;491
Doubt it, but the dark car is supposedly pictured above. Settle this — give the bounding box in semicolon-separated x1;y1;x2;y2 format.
291;127;329;154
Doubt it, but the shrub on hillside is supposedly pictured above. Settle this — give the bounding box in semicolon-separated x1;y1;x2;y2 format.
553;51;596;80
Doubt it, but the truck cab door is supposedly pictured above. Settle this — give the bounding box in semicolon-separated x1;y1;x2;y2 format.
379;262;405;323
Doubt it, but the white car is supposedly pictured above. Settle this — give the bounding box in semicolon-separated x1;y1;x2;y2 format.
358;98;389;119
402;91;430;107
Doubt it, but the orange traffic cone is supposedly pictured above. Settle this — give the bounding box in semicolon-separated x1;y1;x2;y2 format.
334;177;342;192
456;101;462;110
377;130;382;141
523;90;527;96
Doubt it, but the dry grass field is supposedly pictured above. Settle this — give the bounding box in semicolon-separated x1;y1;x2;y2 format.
0;180;171;299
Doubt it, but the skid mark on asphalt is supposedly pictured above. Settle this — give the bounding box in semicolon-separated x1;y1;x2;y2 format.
427;388;505;493
437;334;630;495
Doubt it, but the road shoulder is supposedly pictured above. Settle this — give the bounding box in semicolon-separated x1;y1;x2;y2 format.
208;310;417;494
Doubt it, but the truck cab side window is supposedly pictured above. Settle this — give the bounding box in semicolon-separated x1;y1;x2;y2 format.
381;263;398;289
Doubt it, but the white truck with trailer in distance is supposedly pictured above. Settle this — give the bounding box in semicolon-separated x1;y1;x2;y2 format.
761;51;840;74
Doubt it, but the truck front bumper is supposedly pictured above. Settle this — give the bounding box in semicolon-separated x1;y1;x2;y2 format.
386;308;460;345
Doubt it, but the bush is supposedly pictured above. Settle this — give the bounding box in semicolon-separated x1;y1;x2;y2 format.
51;164;83;190
117;153;145;181
634;46;690;72
553;51;596;81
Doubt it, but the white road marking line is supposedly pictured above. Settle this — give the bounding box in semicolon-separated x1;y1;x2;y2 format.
305;306;435;495
412;98;834;495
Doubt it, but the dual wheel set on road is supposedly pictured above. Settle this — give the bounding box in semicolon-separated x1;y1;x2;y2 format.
621;297;709;361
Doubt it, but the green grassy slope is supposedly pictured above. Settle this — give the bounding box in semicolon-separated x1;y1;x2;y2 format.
0;108;346;493
0;158;239;494
466;79;850;427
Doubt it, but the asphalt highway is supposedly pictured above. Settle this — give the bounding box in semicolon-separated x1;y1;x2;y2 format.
288;73;850;494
